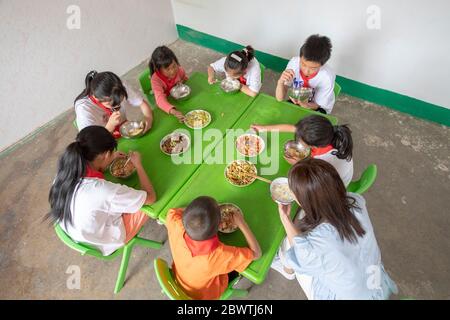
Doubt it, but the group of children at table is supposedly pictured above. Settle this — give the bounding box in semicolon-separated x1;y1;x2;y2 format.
47;35;397;300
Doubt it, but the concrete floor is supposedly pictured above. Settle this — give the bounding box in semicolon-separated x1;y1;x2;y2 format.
1;40;449;300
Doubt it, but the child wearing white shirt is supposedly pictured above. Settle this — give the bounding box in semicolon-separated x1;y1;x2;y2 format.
276;35;336;114
208;45;262;97
47;126;157;256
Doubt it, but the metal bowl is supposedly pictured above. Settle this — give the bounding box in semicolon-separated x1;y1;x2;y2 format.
220;78;241;94
160;132;191;155
184;109;212;129
119;121;145;139
170;83;191;100
288;87;313;102
270;177;295;205
218;203;241;233
283;140;310;162
109;157;136;179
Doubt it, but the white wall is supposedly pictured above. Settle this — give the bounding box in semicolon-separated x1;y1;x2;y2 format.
0;0;177;151
172;0;450;109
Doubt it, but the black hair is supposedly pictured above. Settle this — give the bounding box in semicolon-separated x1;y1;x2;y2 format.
46;126;117;228
224;45;255;74
295;115;353;161
149;46;180;76
182;196;220;241
299;35;332;65
74;71;128;107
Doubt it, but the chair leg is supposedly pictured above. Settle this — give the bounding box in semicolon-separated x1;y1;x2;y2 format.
134;237;163;249
114;245;132;294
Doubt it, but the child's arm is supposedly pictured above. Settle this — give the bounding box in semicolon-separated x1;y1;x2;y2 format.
278;204;300;246
151;76;185;121
240;84;258;97
138;101;153;132
275;69;295;101
233;211;261;260
251;123;296;133
207;65;216;84
129;151;156;204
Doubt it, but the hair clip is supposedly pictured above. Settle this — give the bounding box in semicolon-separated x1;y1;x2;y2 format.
230;53;242;62
88;70;98;78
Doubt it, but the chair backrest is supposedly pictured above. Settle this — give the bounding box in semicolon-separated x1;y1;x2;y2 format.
347;164;377;194
54;223;105;258
153;258;192;300
139;68;152;95
259;62;266;83
334;82;342;98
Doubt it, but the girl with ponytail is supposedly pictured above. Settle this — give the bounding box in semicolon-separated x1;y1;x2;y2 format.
208;45;262;97
74;70;153;138
251;115;354;186
47;126;157;256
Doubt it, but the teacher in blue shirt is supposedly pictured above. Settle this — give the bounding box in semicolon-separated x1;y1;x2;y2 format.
271;158;398;300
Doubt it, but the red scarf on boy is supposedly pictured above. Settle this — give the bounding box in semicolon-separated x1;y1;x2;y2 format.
300;69;319;88
183;233;220;257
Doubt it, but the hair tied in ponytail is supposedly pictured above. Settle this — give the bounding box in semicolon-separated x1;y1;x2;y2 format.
230;53;242;62
88;70;98;79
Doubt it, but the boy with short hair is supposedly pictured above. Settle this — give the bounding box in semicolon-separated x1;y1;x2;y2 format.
165;196;261;300
276;34;336;114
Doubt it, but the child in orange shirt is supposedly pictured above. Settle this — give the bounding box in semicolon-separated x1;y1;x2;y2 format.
165;196;261;300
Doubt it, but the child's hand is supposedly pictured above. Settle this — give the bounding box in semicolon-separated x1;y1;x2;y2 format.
283;154;298;165
278;69;295;85
114;151;127;160
231;210;246;229
129;151;142;168
170;109;185;122
142;117;152;133
107;111;122;127
289;97;301;105
208;76;216;85
250;124;266;132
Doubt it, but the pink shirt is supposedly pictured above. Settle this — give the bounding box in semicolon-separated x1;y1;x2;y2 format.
151;67;188;114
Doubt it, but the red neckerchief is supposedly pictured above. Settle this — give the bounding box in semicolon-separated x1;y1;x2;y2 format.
238;75;247;85
311;144;334;157
300;69;319;88
88;95;123;139
84;165;105;179
183;232;220;257
156;69;179;95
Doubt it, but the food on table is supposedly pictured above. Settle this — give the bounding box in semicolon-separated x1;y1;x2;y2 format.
218;204;240;233
236;134;264;157
270;178;295;204
288;87;313;102
284;140;310;161
220;78;241;93
128;126;144;137
160;133;190;155
225;160;257;186
110;158;135;178
184;110;211;129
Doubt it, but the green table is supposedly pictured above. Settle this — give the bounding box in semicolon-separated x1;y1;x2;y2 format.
158;93;337;284
104;72;255;218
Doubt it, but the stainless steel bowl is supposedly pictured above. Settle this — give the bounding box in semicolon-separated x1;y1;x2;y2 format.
288;87;313;102
270;177;295;205
170;83;191;100
119;121;145;139
109;157;136;179
220;78;241;93
283;140;310;162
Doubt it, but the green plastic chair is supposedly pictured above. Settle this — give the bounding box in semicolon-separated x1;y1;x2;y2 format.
259;62;266;83
139;68;153;101
72;119;78;130
334;82;342;98
55;223;163;294
153;258;248;300
347;164;377;194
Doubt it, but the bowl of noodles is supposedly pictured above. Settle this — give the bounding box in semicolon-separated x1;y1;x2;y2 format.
218;203;241;233
109;157;136;178
224;160;257;187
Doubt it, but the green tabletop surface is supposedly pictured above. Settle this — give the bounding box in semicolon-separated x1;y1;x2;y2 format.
104;72;255;218
158;93;337;284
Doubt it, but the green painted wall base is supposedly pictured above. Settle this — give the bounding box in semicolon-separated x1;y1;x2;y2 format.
177;24;449;127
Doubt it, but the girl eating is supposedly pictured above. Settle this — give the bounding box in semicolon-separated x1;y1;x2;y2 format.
47;126;157;256
149;46;188;122
74;71;153;139
208;45;262;97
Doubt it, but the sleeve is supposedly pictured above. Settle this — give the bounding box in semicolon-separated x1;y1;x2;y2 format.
313;72;336;114
246;62;262;93
75;102;101;131
180;67;188;81
285;57;298;71
210;57;226;73
151;74;176;113
285;235;324;277
165;209;183;233
123;82;144;107
108;183;147;214
214;245;254;274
